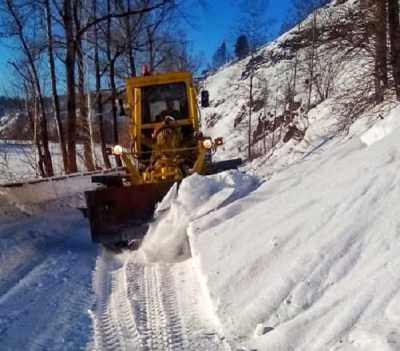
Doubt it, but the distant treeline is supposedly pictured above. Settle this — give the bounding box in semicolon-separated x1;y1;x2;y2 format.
0;96;25;115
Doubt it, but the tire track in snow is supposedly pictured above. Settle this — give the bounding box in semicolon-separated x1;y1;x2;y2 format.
91;252;142;351
93;251;231;351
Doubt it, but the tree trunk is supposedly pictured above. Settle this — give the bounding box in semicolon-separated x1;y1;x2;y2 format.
77;40;96;171
33;96;46;177
307;12;317;112
74;0;96;172
44;0;68;173
27;92;45;177
374;0;388;104
63;0;78;173
147;26;155;71
37;92;54;176
5;0;53;177
388;0;400;100
107;0;122;167
126;0;137;76
248;73;254;161
93;0;111;169
109;58;122;167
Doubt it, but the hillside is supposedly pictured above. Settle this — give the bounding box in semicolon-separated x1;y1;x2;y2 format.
202;0;386;176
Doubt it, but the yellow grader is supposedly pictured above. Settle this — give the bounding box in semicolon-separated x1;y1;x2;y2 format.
85;71;241;246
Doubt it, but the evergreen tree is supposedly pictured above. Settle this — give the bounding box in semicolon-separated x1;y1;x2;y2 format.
235;35;250;60
212;42;228;69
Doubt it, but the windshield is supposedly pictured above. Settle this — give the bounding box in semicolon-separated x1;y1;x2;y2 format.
141;82;189;124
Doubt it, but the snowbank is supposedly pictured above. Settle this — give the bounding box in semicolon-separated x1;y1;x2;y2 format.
360;105;400;146
185;125;400;350
140;171;260;263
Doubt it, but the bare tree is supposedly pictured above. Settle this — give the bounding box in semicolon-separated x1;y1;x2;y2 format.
75;1;96;171
3;0;54;177
60;0;176;172
305;12;317;111
374;0;388;103
11;63;46;177
43;0;68;173
92;0;111;169
388;0;400;100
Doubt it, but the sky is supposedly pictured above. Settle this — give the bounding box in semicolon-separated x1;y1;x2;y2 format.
0;0;292;95
185;0;292;63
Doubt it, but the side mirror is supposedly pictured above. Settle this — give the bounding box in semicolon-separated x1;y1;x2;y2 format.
201;90;210;108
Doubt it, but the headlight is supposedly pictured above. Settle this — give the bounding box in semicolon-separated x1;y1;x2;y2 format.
202;139;213;149
113;144;124;156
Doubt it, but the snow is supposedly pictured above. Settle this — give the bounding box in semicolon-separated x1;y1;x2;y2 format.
136;105;400;350
2;1;400;349
190;131;400;350
0;141;114;184
141;172;260;263
2;104;400;349
0;208;96;351
360;105;400;146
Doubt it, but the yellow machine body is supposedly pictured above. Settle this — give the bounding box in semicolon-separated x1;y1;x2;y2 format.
121;71;211;185
85;71;241;246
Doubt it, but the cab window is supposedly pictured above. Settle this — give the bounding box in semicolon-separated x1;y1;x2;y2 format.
141;82;188;124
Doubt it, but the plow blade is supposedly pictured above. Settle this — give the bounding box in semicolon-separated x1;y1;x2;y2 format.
209;158;242;174
85;182;174;244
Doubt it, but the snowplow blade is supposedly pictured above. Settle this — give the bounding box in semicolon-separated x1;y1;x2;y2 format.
85;182;174;244
208;158;242;174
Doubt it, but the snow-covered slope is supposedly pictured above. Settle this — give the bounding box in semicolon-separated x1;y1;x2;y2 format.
202;0;376;177
142;104;400;350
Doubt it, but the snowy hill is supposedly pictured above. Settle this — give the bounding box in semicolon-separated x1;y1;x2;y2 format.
202;0;382;177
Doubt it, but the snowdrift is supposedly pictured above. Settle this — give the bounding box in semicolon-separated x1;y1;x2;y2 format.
193;129;400;350
141;171;261;263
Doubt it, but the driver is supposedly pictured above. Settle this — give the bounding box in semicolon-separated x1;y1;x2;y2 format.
156;98;180;121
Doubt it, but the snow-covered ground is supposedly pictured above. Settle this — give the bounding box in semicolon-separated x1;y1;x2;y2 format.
0;141;113;184
0;208;96;351
1;102;400;350
140;103;400;350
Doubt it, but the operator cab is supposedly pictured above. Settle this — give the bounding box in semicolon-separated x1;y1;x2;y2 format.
141;82;189;123
126;71;200;168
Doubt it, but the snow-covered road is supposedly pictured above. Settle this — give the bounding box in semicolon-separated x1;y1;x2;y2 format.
0;200;233;351
91;250;230;351
0;211;96;351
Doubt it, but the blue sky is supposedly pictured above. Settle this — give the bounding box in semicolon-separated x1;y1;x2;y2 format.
186;0;292;62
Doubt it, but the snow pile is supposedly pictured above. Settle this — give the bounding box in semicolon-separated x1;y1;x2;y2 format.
182;119;400;350
360;105;400;146
140;171;260;263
